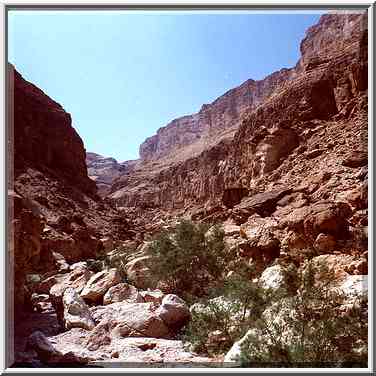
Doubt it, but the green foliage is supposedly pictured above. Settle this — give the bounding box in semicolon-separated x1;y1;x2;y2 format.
238;260;368;367
183;273;268;356
183;298;241;355
147;220;231;299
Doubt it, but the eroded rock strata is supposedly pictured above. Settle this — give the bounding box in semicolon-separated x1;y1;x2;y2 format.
9;12;368;367
109;13;367;218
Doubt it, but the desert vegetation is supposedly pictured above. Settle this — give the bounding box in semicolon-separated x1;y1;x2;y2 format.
139;220;367;367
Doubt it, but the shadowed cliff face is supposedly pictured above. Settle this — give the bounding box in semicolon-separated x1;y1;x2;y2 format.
108;12;368;218
8;66;135;311
11;65;97;197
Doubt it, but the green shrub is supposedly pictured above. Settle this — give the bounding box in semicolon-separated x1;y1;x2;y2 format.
147;220;231;299
183;273;268;355
183;298;241;355
238;261;368;367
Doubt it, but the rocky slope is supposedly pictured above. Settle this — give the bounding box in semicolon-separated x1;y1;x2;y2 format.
108;13;368;222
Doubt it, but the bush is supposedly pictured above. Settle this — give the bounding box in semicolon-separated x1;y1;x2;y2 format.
183;298;241;355
238;260;368;367
183;273;268;355
147;220;231;299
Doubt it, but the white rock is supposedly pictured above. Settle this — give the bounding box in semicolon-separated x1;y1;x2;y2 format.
156;294;190;329
259;264;286;291
224;329;259;363
337;274;368;301
63;288;95;331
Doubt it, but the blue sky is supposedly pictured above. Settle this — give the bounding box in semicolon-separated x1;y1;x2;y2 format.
8;11;323;162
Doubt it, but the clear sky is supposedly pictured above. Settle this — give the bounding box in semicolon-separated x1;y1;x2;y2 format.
8;10;323;162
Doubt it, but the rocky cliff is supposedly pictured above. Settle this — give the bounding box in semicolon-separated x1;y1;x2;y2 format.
86;152;137;196
109;12;368;223
139;68;293;162
12;66;96;196
8;65;135;312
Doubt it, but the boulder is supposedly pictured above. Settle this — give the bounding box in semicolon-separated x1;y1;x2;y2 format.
234;187;292;218
80;268;122;304
336;274;368;301
282;201;352;240
342;151;367;168
103;283;144;305
240;222;280;263
50;267;94;329
26;330;89;364
26;331;60;363
224;328;261;364
223;223;241;237
308;254;359;282
125;256;152;289
63;288;95;331
52;251;70;272
258;264;296;296
155;294;190;330
90;302;171;339
303;203;351;239
69;261;88;271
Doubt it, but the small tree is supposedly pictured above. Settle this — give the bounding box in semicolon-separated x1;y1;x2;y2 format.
148;220;231;299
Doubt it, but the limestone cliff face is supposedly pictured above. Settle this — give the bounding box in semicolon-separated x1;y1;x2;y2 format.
139;68;293;161
110;12;368;216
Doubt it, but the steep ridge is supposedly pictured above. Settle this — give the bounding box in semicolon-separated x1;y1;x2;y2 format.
8;64;135;312
108;12;367;224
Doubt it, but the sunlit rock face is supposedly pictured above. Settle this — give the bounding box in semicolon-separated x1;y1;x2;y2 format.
110;13;368;218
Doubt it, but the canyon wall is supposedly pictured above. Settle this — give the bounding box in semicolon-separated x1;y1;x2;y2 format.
139;69;293;162
8;65;134;311
109;12;368;217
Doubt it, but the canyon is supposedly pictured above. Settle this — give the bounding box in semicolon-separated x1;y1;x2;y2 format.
9;12;368;368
